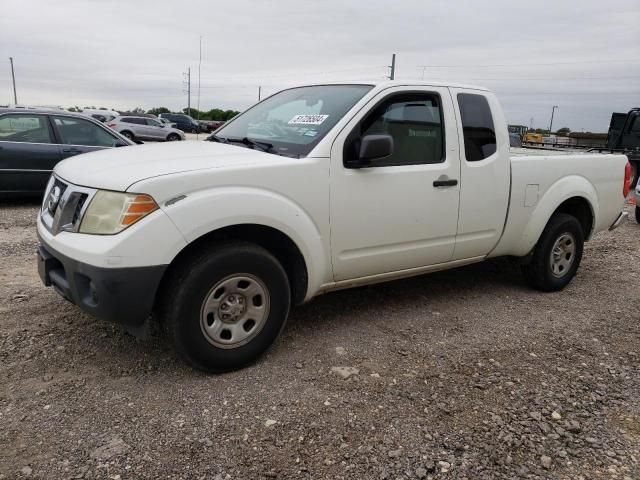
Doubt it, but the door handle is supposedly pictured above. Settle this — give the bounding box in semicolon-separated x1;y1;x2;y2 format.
433;177;458;187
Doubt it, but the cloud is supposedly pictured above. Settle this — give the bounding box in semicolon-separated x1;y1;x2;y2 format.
1;0;638;131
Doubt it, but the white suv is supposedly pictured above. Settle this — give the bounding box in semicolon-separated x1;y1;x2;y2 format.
107;116;185;142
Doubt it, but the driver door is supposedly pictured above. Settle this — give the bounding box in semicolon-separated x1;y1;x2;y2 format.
329;86;461;281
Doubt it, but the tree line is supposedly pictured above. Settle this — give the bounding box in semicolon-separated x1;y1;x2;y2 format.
67;106;240;121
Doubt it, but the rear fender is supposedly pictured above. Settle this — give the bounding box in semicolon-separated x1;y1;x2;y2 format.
501;175;598;257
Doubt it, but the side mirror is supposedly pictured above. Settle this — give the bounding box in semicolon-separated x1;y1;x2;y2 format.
346;134;393;168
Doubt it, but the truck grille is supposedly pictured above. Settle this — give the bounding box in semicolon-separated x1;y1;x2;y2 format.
41;176;96;235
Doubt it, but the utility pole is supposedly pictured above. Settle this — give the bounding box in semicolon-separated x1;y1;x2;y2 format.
183;68;191;117
387;53;396;80
258;86;261;102
9;57;17;104
548;105;558;134
187;67;191;117
197;36;202;121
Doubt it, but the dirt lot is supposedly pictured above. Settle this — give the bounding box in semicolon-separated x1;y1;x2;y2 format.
1;200;639;480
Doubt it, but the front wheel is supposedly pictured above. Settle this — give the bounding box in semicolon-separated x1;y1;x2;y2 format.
635;205;640;224
121;130;134;140
159;242;291;372
521;213;584;292
166;133;180;141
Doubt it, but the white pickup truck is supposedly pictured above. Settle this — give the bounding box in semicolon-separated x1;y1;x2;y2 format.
37;81;632;372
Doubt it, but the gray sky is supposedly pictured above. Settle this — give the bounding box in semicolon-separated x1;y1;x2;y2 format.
1;0;639;132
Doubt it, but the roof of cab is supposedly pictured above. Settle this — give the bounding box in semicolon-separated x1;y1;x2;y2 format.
288;79;490;91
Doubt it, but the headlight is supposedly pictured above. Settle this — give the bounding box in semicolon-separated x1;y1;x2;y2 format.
79;191;158;234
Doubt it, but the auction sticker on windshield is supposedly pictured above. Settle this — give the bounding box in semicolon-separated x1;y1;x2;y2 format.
288;114;329;125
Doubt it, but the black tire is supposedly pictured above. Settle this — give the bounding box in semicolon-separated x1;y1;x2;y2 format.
521;213;584;292
121;130;134;140
630;162;639;190
159;241;291;373
635;205;640;224
166;133;180;141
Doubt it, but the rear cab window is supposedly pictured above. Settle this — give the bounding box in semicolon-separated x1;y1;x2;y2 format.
457;93;497;161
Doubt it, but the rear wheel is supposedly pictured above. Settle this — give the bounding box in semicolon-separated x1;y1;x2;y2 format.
121;130;134;140
521;213;584;292
159;242;291;372
635;205;640;224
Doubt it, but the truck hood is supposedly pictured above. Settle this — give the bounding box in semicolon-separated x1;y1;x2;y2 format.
54;141;285;191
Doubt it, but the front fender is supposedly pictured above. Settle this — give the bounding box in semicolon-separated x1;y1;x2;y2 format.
160;186;330;299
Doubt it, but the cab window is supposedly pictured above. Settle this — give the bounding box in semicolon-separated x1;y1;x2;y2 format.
346;93;444;166
457;93;497;161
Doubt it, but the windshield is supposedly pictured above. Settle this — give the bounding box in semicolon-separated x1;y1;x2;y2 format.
211;84;373;157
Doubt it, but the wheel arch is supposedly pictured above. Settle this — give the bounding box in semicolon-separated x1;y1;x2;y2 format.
552;196;594;240
492;175;598;258
522;186;597;255
155;223;310;310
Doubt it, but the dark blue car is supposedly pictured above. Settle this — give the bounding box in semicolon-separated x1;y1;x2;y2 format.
0;109;133;196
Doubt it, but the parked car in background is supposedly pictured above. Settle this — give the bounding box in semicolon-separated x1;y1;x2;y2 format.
158;117;177;128
0;108;133;195
158;113;203;133
198;120;226;133
81;109;119;123
107;116;185;142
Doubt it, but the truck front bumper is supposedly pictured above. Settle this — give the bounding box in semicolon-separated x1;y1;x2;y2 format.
609;211;628;231
37;239;167;327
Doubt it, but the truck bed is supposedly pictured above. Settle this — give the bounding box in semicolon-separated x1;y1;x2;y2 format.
489;149;629;258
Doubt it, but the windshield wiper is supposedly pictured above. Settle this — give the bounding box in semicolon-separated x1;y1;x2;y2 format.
208;134;229;144
209;135;290;156
225;137;278;154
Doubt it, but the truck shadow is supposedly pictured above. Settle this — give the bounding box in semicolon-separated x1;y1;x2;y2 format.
286;257;527;331
51;257;529;374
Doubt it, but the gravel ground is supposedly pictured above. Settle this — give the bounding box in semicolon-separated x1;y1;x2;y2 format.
1;200;639;480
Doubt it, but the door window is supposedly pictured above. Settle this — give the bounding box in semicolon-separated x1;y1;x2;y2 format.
351;93;444;166
52;116;120;147
145;119;161;127
457;93;497;161
0;114;53;143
